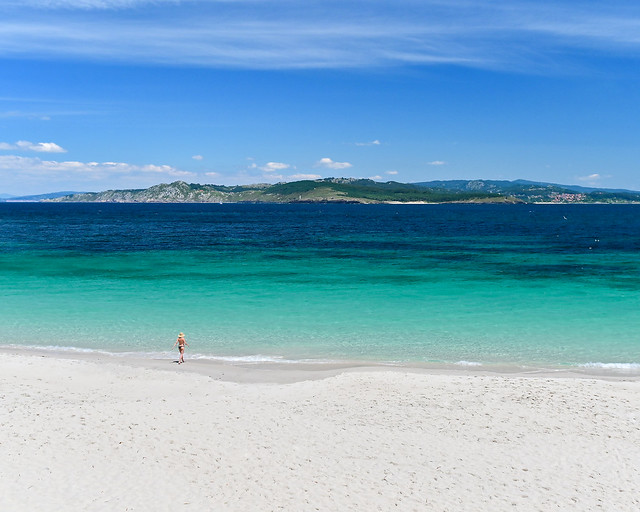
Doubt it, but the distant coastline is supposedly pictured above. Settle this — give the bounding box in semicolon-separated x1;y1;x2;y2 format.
4;178;640;204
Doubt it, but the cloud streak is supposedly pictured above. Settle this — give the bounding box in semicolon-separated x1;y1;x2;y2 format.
0;111;52;120
577;173;611;184
2;1;639;71
289;173;321;181
11;0;181;8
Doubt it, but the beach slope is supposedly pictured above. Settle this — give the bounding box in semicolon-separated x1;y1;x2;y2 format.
1;353;639;511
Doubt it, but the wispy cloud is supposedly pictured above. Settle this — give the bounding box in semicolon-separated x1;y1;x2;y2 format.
576;172;611;185
428;160;447;166
315;157;352;170
578;173;602;181
0;18;478;69
192;154;203;161
12;0;179;8
289;173;321;180
0;111;51;121
386;170;398;175
3;1;639;71
355;139;381;146
0;140;66;152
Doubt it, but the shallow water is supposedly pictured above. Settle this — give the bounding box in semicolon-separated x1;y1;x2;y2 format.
1;202;639;368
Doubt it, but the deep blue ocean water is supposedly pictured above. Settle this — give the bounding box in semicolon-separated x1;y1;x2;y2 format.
1;202;639;369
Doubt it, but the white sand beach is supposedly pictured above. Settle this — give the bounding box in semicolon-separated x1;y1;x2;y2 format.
1;350;639;511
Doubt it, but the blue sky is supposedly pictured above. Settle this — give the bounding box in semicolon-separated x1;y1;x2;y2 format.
1;0;639;195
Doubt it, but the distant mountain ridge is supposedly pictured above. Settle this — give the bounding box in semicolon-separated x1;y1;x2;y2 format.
413;179;640;203
415;179;639;195
1;191;84;202
511;180;640;195
17;178;640;204
48;179;512;204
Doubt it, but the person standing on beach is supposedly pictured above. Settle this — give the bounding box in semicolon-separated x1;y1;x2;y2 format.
172;332;189;364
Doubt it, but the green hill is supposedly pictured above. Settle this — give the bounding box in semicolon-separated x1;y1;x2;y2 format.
50;178;512;204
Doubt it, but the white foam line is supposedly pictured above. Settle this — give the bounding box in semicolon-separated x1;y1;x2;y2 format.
190;353;341;364
6;344;118;356
579;362;640;371
4;344;177;359
3;344;343;365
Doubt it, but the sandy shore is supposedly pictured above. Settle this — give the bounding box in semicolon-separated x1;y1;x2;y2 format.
1;349;639;511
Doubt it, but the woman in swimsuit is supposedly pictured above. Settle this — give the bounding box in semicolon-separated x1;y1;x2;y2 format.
172;332;189;364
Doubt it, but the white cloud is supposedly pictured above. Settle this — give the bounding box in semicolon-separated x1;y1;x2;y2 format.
289;173;321;180
368;175;382;180
192;154;203;161
24;141;66;153
0;140;66;153
355;140;381;146
316;157;352;170
428;160;447;166
260;161;290;172
0;155;193;179
386;170;398;175
204;171;219;177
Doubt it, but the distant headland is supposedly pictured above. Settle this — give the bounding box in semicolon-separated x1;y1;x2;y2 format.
5;178;640;204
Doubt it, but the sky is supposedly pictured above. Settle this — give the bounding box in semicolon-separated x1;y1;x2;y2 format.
1;0;639;195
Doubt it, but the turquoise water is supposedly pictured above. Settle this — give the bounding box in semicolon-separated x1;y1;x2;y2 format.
1;203;639;369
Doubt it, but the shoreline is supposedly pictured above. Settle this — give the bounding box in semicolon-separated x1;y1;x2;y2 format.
2;345;638;383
